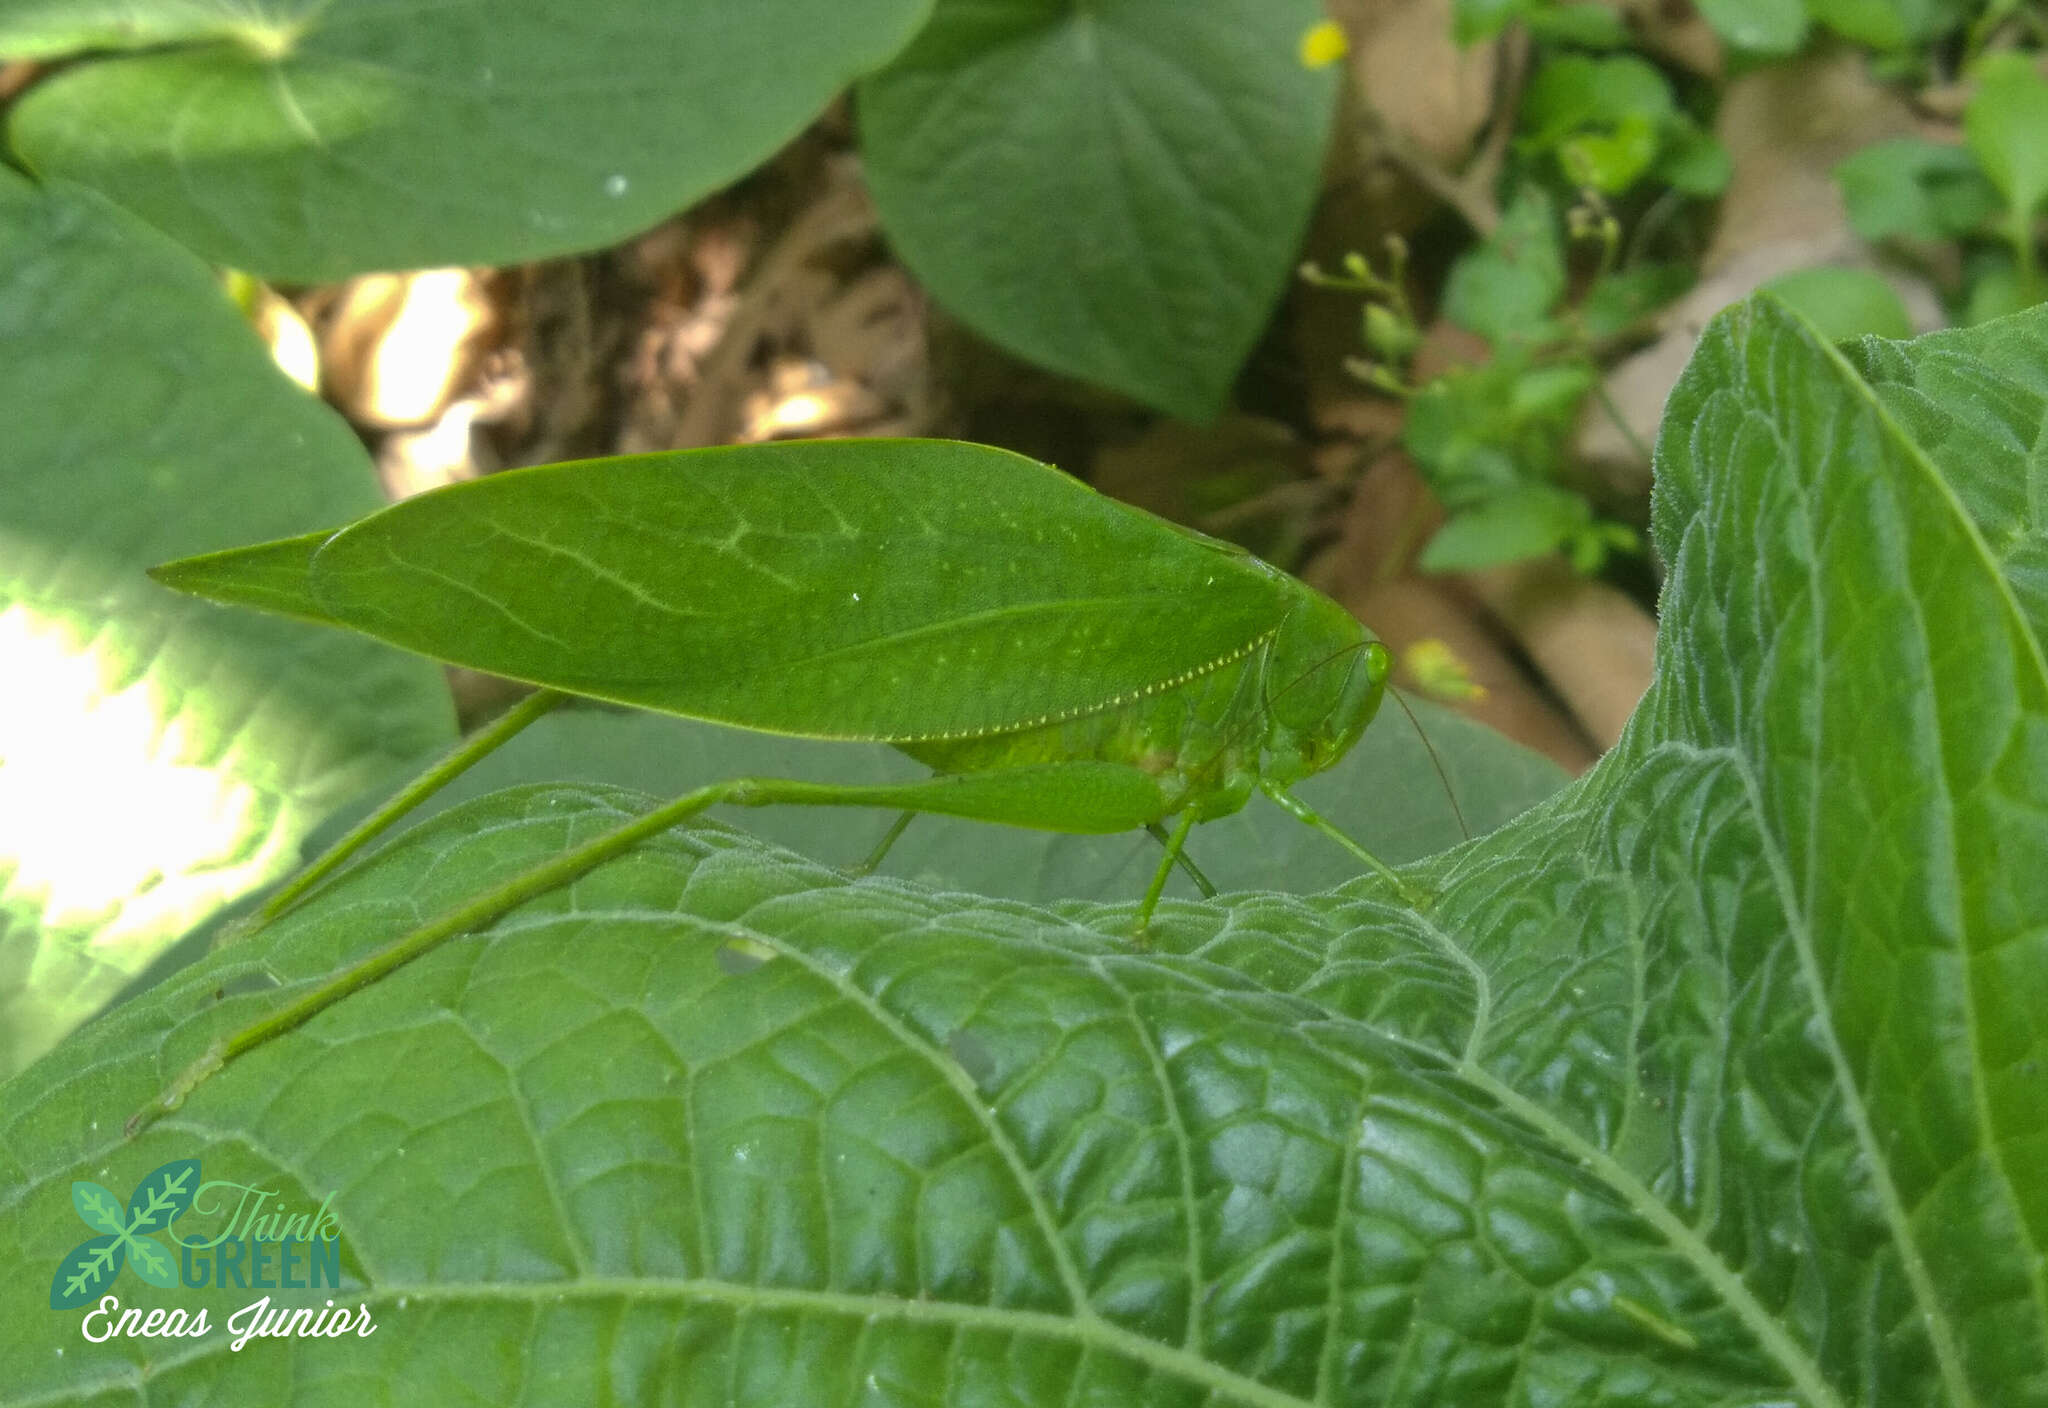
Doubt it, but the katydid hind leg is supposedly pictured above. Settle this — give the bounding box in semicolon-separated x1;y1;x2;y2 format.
131;761;1172;1133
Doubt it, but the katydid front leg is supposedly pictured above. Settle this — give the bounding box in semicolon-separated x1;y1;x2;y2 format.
128;759;1182;1135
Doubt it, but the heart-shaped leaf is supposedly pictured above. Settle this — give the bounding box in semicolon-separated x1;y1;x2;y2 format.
0;0;934;278
859;0;1337;419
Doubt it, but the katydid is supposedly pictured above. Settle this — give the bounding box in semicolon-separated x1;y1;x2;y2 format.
133;438;1420;1131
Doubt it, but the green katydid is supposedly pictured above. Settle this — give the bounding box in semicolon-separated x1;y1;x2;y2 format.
132;438;1425;1131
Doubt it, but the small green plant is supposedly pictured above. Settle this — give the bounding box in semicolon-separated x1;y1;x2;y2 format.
1307;188;1667;573
1837;48;2048;321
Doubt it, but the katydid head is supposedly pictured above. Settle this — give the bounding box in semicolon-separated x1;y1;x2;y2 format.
1256;595;1392;791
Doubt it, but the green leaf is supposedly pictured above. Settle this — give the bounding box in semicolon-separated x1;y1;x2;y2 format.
1964;261;2036;323
1653;121;1731;197
1419;485;1593;572
1442;187;1566;345
1966;52;2048;225
1558;115;1659;193
1807;0;1907;47
1835;138;2001;242
1520;54;1675;149
858;0;1337;420
1453;0;1527;44
9;301;2048;1404
1578;262;1695;338
1839;307;2048;632
1521;2;1630;47
0;0;934;278
1693;0;1808;52
1809;0;1967;45
0;171;454;1077
1759;266;1915;340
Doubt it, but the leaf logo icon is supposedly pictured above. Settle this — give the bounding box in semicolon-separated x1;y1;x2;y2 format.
49;1159;199;1309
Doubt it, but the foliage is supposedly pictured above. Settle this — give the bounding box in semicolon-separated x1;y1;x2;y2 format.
1316;190;1660;574
4;298;2045;1405
1837;50;2048;323
0;170;452;1077
0;0;1338;420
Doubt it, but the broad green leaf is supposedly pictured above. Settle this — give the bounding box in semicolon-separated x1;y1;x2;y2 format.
1759;267;1915;340
857;0;1337;420
0;171;453;1076
1835;138;2001;242
297;696;1566;909
156;440;1303;743
0;0;933;279
7;300;2047;1403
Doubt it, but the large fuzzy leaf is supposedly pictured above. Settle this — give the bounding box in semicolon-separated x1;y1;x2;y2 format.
0;171;453;1076
3;301;2045;1405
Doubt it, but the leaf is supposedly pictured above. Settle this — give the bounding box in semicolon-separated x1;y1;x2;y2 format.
156;440;1299;743
1653;122;1732;197
46;1234;124;1311
1965;52;2048;226
1442;187;1566;345
7;302;2046;1403
1520;54;1675;148
0;171;454;1077
1693;0;1808;52
1759;267;1915;341
0;0;934;278
1809;0;1967;45
858;0;1337;419
68;1182;123;1237
1835;139;2001;243
1419;485;1592;573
